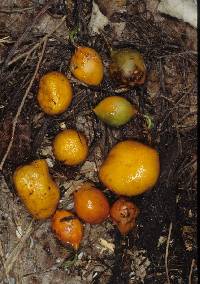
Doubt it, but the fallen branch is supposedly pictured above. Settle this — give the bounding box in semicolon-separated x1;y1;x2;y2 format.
0;40;47;171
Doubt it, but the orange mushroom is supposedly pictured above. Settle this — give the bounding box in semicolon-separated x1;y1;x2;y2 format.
70;46;104;86
110;198;139;235
74;182;110;224
51;210;83;250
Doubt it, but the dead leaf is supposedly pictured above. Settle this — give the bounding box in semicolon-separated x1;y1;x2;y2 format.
88;1;109;35
95;0;127;18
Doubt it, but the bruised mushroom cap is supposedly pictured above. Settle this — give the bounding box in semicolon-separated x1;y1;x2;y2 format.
109;48;146;88
110;198;139;235
51;210;83;250
70;46;104;86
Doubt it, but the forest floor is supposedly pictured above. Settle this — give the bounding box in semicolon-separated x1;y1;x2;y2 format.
0;0;197;283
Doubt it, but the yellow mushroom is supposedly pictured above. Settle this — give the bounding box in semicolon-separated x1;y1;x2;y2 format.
37;71;73;115
99;140;160;196
13;160;60;219
93;96;137;127
70;46;104;86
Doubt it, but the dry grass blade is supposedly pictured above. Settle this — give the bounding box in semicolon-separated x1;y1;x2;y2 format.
0;6;34;14
165;222;173;284
0;221;33;280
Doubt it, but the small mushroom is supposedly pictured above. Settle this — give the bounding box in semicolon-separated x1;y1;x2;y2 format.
109;48;146;88
70;46;104;86
51;210;83;250
93;96;137;127
74;182;110;224
110;198;139;235
13;160;60;219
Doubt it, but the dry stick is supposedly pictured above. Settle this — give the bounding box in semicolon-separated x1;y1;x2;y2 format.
188;259;195;284
4;0;55;66
165;222;173;284
8;42;41;66
8;15;66;67
0;6;34;13
0;40;47;171
0;36;13;44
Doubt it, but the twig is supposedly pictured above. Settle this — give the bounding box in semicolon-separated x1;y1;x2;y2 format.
7;15;66;66
0;36;13;44
0;6;34;14
4;0;55;66
8;42;41;66
188;259;195;284
0;40;47;171
158;50;197;59
158;92;189;132
165;222;172;284
179;157;197;175
0;221;33;280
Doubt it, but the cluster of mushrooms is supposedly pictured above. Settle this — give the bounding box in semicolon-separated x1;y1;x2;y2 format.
13;45;160;251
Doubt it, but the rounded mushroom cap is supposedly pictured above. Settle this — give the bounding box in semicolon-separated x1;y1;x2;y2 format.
110;198;139;235
37;71;73;115
13;159;60;219
74;183;110;224
70;46;104;86
99;140;160;196
53;129;88;166
51;210;83;250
